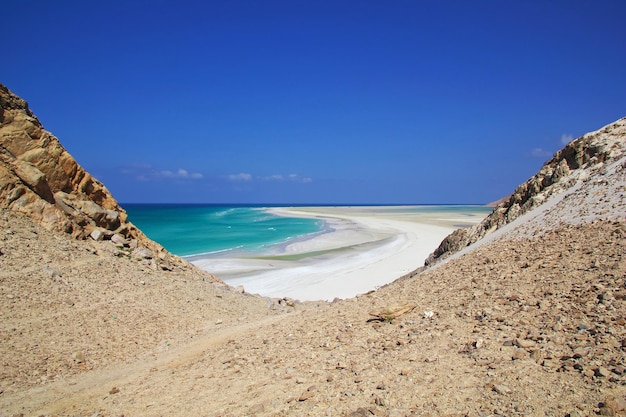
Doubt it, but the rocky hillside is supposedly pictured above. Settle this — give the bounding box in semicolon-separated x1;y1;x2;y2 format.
0;84;194;272
425;117;626;265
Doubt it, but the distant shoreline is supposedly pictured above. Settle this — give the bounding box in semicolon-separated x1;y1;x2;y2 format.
122;202;492;208
191;205;490;301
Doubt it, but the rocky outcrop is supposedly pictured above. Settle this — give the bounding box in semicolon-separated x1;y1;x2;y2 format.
425;116;626;265
0;83;189;271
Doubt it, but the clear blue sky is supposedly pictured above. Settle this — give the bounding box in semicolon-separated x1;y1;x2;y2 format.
2;1;625;204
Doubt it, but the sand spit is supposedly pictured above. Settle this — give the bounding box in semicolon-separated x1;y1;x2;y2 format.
192;206;488;301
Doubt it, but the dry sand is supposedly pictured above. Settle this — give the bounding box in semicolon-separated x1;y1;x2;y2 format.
192;206;489;301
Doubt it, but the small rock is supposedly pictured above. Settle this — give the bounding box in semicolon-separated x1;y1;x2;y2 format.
248;403;265;414
596;367;611;378
215;319;223;325
132;247;153;259
603;396;626;413
530;349;543;361
298;389;315;401
90;229;104;241
109;387;120;394
492;384;512;395
44;267;62;279
74;352;85;364
111;234;128;246
511;349;528;360
349;407;375;416
514;338;536;348
599;406;616;416
235;285;245;294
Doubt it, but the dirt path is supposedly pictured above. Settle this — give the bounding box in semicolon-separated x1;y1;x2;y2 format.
4;313;289;416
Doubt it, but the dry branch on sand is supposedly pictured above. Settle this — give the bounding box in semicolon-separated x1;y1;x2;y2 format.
368;303;416;322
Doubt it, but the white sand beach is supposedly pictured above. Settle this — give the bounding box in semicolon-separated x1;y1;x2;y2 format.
191;206;489;301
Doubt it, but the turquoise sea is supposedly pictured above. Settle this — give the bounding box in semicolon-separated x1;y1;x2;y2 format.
123;204;324;257
123;204;492;258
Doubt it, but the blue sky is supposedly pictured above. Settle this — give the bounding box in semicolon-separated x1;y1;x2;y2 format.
2;1;625;204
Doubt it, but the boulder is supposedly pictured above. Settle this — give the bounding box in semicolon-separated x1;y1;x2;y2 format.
132;247;153;259
90;229;104;241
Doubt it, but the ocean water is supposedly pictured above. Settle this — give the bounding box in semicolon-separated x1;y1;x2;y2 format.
123;204;324;257
123;204;492;259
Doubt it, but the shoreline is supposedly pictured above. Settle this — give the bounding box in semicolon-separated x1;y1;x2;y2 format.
191;206;490;301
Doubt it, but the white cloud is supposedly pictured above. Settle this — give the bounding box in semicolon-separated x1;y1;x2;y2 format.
121;164;203;181
229;173;313;183
159;168;203;179
561;134;574;145
287;174;313;183
261;174;285;181
228;173;252;181
530;148;552;158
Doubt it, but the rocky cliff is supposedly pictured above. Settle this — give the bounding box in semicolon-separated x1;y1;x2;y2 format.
0;83;190;271
425;116;626;265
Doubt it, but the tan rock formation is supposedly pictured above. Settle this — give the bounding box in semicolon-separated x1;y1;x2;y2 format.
425;116;626;265
0;83;198;272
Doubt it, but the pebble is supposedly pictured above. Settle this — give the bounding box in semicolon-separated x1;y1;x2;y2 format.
492;384;512;395
595;367;611;378
603;396;626;413
514;338;536;348
74;352;85;364
511;349;527;360
248;403;265;414
298;388;315;401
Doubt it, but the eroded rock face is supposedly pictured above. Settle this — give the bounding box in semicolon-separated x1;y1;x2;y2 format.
425;117;626;265
0;83;188;271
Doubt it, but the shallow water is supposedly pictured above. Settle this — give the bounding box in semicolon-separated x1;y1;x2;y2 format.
123;204;323;257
